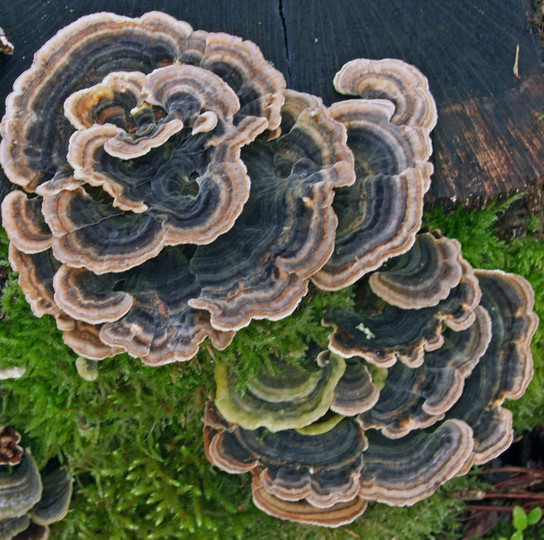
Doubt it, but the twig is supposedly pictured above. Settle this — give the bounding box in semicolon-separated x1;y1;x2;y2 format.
465;504;516;512
513;44;520;79
482;492;544;500
477;466;544;477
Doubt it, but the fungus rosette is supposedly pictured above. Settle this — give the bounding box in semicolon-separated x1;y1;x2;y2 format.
0;12;358;364
188;90;355;330
0;431;72;539
204;233;538;526
42;63;267;272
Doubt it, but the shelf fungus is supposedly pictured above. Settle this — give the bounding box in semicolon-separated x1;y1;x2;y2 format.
214;350;346;432
0;12;539;530
187;89;355;330
0;11;285;192
444;270;538;464
360;306;492;438
0;428;72;539
312;59;437;291
0;13;357;363
324;234;480;368
204;233;537;526
203;402;369;526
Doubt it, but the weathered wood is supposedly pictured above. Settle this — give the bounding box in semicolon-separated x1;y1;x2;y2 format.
1;0;544;207
282;0;544;207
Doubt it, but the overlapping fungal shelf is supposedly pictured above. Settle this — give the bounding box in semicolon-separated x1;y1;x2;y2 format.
214;350;346;432
0;11;538;529
0;427;72;538
205;235;537;525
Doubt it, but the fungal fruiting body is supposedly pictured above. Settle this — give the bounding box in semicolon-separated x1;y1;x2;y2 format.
206;234;537;525
0;12;433;366
0;12;538;529
0;427;72;538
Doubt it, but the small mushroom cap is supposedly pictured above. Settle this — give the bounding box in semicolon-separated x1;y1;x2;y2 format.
75;357;99;382
251;474;368;527
0;454;42;520
0;427;23;466
199;30;286;130
31;467;72;525
189;90;355;331
446;270;538;464
214;351;346;432
313;168;426;291
53;265;133;324
333;58;438;132
330;359;380;416
40;186;166;275
368;233;464;309
359;419;473;506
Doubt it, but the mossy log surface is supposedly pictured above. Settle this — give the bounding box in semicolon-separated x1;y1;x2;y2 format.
1;0;543;207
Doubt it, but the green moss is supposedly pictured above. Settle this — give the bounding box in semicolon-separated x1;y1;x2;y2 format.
216;284;354;394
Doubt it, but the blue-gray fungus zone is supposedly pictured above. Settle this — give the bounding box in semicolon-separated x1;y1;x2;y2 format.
0;427;72;538
206;236;537;525
0;11;538;529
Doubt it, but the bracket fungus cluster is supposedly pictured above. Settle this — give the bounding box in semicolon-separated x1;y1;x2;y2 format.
205;233;537;526
0;11;433;366
0;11;539;530
0;427;72;539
